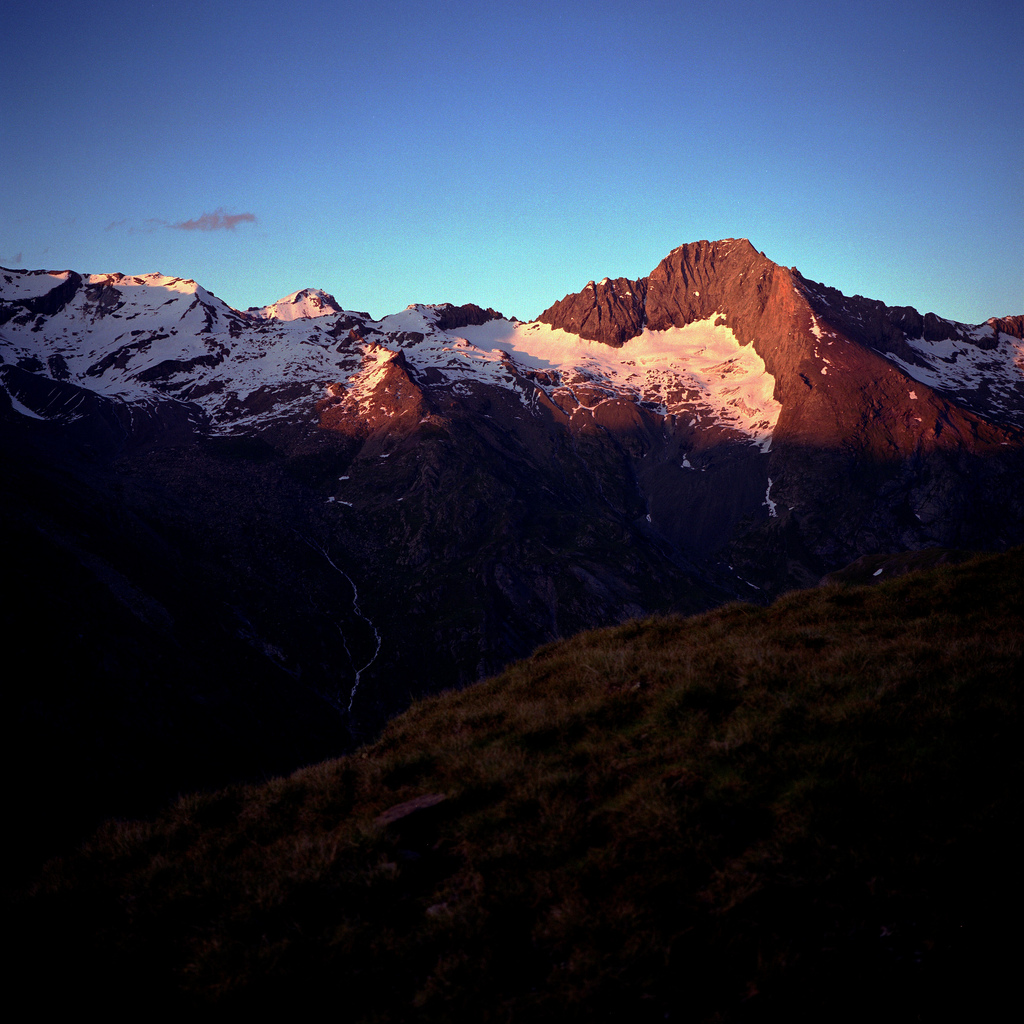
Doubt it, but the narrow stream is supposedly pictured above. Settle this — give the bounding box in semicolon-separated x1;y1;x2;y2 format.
303;537;382;713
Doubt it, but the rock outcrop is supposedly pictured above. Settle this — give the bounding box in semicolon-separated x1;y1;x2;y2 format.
537;275;647;346
430;302;504;331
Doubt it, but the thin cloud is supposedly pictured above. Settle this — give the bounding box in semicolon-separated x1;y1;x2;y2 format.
104;211;257;235
170;208;256;232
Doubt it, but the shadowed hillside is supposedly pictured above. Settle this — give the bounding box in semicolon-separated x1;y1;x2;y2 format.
11;549;1024;1020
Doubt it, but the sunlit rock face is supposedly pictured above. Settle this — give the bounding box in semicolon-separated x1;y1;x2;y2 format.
3;243;1023;856
538;275;647;346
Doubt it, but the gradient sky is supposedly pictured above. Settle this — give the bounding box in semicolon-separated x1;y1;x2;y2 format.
3;0;1021;323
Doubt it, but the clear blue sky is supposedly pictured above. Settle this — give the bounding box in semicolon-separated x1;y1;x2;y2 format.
2;0;1021;323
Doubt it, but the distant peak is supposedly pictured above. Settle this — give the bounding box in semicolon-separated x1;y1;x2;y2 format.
249;288;342;321
430;302;504;332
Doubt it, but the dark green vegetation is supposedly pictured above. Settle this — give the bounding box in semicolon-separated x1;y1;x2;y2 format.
14;550;1024;1019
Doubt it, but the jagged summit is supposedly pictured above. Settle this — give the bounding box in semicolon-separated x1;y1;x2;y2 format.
537;239;763;346
535;239;1024;437
537;238;794;346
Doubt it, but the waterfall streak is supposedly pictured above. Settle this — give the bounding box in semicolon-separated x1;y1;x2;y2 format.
303;537;382;713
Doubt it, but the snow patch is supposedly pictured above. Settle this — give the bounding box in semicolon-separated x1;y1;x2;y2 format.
0;379;46;419
883;330;1024;425
492;318;781;446
0;268;73;301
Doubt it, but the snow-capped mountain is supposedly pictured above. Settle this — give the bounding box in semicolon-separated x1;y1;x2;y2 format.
4;241;1020;443
4;240;1022;852
0;264;781;445
246;287;343;321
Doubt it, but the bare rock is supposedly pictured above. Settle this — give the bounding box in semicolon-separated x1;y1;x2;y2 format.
432;303;504;331
537;275;647;347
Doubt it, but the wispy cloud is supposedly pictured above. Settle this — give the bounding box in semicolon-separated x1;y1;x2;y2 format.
106;210;257;234
170;209;256;232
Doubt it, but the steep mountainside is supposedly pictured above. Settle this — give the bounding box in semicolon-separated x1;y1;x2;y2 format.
14;549;1024;1018
2;241;1022;859
541;240;1024;582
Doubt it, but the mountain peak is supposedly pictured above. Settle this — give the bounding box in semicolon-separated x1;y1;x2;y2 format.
537;238;775;347
248;288;342;321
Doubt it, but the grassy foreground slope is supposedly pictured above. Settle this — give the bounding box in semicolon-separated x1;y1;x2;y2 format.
17;550;1024;1019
